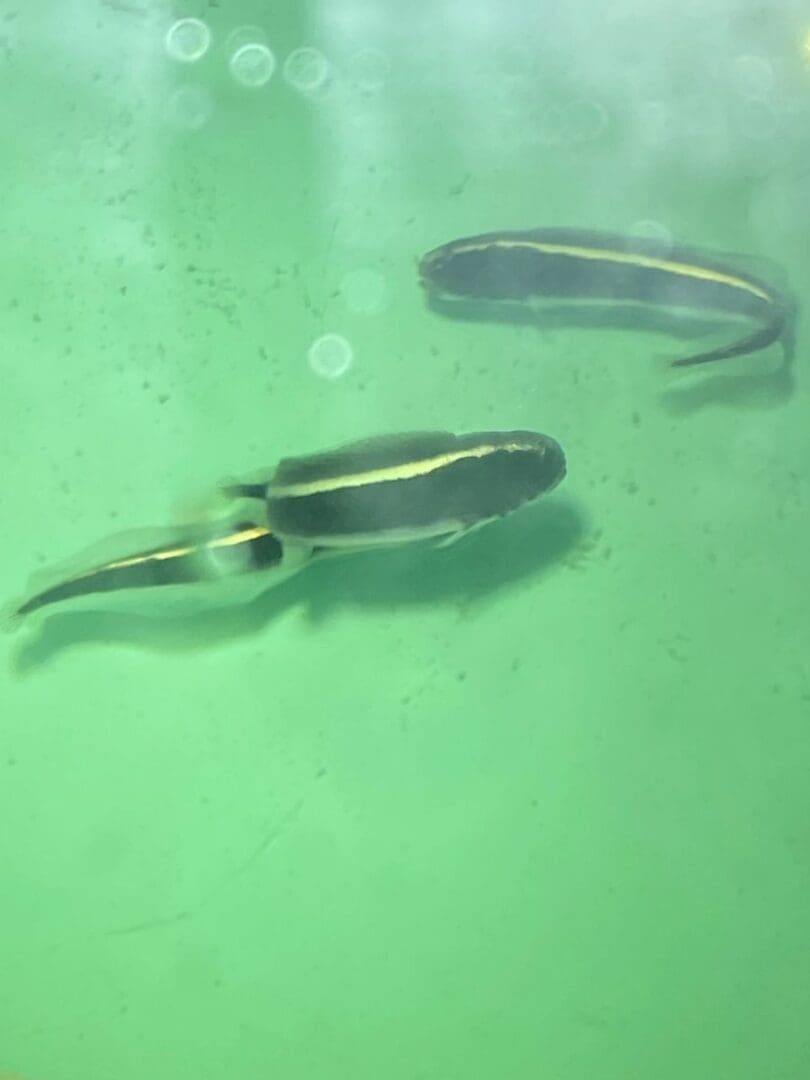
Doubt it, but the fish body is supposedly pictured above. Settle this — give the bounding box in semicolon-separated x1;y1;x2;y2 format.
10;429;566;627
228;429;566;549
419;227;792;367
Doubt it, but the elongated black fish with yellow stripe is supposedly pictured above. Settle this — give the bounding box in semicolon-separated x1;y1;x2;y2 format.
226;429;566;549
419;227;793;367
10;429;566;627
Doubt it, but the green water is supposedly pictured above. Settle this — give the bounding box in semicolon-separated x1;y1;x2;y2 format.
2;2;810;1078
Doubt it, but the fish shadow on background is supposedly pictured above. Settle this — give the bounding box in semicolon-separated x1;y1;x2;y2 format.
426;294;796;413
11;497;586;673
660;353;794;415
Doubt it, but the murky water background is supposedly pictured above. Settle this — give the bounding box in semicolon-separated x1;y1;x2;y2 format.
1;2;809;1078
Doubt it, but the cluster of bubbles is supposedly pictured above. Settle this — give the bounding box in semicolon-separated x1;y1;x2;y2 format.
305;268;395;381
163;17;337;95
162;20;396;384
634;46;807;155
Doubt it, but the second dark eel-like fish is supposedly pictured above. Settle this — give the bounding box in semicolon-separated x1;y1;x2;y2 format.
419;227;794;367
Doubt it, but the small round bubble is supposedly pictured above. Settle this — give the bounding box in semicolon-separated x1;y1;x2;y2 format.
495;42;534;80
348;48;391;91
229;42;276;88
628;219;673;256
283;47;331;94
680;94;725;143
308;334;353;380
165;18;212;63
733;99;778;142
730;54;775;102
562;98;609;142
165;85;213;131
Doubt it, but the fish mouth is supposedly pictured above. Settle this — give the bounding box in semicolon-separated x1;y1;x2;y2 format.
417;267;437;291
546;467;566;491
540;437;567;493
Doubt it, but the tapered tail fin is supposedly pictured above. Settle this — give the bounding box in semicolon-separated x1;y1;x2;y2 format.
672;304;791;367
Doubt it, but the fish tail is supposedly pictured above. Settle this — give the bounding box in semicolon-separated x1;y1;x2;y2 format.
222;482;267;500
672;306;788;367
1;595;30;634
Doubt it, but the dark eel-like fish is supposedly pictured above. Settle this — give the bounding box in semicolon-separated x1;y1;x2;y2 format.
419;227;793;367
226;429;566;549
9;429;566;625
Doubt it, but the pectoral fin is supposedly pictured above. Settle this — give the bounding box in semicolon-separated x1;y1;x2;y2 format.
435;516;495;549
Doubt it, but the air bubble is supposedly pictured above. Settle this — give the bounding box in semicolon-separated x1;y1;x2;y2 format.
496;42;534;80
283;47;332;95
680;95;725;143
734;100;778;141
308;334;353;380
730;54;775;102
165;18;212;64
347;48;390;91
165;85;213;131
627;219;673;256
562;98;609;142
229;43;276;88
